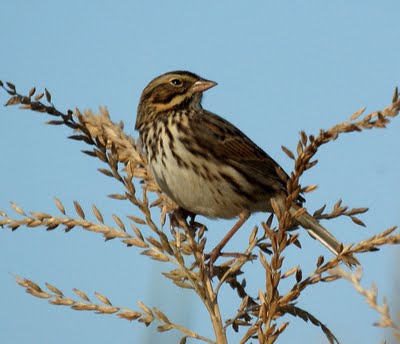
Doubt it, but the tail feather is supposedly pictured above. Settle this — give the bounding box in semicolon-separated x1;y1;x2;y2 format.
293;207;360;267
274;196;360;267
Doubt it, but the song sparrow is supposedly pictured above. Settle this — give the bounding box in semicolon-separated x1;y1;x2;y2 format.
135;71;359;266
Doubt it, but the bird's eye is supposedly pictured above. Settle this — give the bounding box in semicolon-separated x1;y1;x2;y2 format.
170;79;183;86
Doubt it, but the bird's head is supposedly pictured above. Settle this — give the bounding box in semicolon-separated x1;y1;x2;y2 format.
135;71;217;129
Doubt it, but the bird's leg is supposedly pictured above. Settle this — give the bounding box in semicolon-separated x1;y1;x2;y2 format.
206;211;251;268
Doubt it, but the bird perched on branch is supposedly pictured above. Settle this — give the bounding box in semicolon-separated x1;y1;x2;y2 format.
135;71;359;267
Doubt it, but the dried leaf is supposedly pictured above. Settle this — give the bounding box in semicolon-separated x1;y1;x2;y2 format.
350;216;366;227
73;201;85;219
72;302;96;311
98;168;114;177
112;214;126;231
313;204;326;217
282;266;299;279
47;120;65;125
45;283;63;296
141;249;169;262
10;201;26;216
301;184;318;193
297;131;306;145
350;107;366;121
92;205;104;223
28;87;36;97
73;288;90;302
95;292;112;305
258;243;272;255
108;194;127;200
96;306;119;314
6;96;22;106
292;206;306;219
54;197;66;215
5;88;16;95
123;237;148;248
127;215;146;225
296;268;302;283
281;145;295;160
6;82;16;90
333;199;342;210
117;310;142;321
276;322;289;335
50;297;74;306
173;280;193;289
297;140;303;156
157;324;173;332
137;301;152;316
26;289;51;299
47;222;60;230
45;88;52;103
82;150;97;158
392;87;399;103
130;223;144;240
34;92;44;101
345;207;369;216
150;198;163;207
249;226;258;244
154;308;170;324
19;104;32;110
305;159;318;170
68;135;93;144
30;212;51;219
316;256;324;267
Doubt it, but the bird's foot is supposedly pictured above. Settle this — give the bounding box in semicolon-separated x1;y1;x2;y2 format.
169;208;191;230
169;208;206;236
204;248;221;279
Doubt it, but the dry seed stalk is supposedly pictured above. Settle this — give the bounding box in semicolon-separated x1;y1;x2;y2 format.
330;268;400;341
1;82;400;343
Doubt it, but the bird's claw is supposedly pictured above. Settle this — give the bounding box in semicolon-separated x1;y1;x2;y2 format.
169;208;206;236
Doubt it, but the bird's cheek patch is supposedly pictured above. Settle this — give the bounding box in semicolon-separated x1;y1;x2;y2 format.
153;94;189;112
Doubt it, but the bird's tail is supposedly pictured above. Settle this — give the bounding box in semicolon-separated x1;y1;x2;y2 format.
275;197;360;267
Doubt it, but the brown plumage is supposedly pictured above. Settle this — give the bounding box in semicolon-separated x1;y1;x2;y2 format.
135;71;359;266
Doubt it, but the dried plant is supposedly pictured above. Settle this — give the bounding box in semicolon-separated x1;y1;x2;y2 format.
1;80;400;343
330;268;400;342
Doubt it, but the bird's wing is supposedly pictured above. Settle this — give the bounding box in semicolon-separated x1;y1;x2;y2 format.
189;110;290;194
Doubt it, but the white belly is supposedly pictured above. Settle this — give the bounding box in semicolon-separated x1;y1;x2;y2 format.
151;151;242;218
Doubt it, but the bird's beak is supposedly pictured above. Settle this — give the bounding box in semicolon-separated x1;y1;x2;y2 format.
190;79;217;94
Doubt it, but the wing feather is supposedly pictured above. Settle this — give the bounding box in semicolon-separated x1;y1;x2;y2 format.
188;110;290;194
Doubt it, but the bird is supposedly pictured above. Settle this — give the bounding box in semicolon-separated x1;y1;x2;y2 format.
135;70;359;267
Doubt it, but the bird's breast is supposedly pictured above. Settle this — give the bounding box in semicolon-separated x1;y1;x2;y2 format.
141;116;269;218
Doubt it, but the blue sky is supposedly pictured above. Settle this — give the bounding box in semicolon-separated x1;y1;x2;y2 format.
1;1;399;343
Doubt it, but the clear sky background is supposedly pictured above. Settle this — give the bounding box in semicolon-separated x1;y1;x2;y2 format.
1;1;399;343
